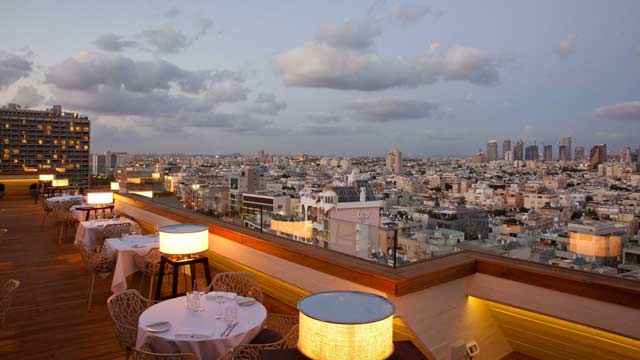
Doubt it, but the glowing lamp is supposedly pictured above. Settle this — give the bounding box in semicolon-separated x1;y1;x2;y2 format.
87;192;114;205
159;224;208;256
39;174;54;181
298;291;395;360
131;190;153;198
110;182;120;191
52;179;69;187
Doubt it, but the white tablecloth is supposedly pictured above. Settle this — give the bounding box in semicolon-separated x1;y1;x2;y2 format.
45;195;84;211
137;296;266;359
103;235;159;293
74;218;140;250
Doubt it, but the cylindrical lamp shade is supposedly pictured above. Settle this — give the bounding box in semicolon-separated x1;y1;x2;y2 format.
159;224;209;255
87;192;114;205
298;291;395;360
52;179;69;187
39;174;54;181
110;182;120;191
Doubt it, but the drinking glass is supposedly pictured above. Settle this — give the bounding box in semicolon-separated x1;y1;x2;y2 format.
223;303;238;325
214;292;226;319
186;291;204;312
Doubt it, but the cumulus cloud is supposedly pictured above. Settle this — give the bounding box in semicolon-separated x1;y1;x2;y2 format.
165;7;180;19
343;97;439;122
593;101;640;120
0;50;33;88
193;17;214;40
11;85;44;108
141;24;190;54
553;33;577;59
94;34;138;52
306;113;342;124
389;3;440;24
245;93;287;115
316;19;382;49
274;25;503;90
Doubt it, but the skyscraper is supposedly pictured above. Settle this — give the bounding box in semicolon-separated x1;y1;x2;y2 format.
502;139;511;159
543;145;553;162
575;146;585;161
559;145;569;162
514;139;524;161
562;136;572;161
386;148;402;174
486;140;498;162
590;144;607;168
0;103;90;185
620;146;632;163
525;145;539;161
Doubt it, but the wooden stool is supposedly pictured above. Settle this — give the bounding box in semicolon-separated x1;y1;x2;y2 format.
155;255;212;299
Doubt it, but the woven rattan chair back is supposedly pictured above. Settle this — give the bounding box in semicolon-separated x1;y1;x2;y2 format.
232;324;299;360
208;272;263;303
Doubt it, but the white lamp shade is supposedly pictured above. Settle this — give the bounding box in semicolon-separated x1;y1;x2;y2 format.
131;190;153;198
159;224;209;255
87;192;114;205
52;179;69;187
110;182;120;190
298;291;395;360
39;174;54;181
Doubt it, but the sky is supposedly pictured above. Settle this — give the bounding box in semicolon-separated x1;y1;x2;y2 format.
0;0;639;157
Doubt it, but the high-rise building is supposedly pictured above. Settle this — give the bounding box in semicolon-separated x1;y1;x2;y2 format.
504;150;513;163
559;145;570;162
562;136;572;161
620;147;632;163
590;144;607;168
514;139;524;161
486;140;498;162
386;148;402;174
543;145;553;162
90;154;106;176
525;144;539;161
106;151;127;173
0;103;90;185
502;139;511;159
575;146;585;161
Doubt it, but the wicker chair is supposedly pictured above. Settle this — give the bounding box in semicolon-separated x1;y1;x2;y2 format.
131;346;198;360
53;201;80;245
133;248;172;299
0;279;20;327
232;324;299;360
77;242;117;311
207;272;263;303
102;222;133;239
107;290;155;360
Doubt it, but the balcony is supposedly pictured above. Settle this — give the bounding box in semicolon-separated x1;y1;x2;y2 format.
0;191;639;359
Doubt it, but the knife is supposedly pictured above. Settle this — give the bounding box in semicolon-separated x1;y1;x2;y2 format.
223;321;238;337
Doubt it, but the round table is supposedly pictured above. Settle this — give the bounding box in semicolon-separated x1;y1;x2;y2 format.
137;295;267;359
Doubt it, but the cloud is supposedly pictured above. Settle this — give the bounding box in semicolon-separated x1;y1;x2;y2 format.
11;85;44;108
297;124;355;136
306;113;342;124
193;17;214;40
245;93;287;115
0;50;33;88
553;33;577;59
165;7;180;19
419;128;471;141
141;24;190;54
343;97;439;122
389;3;440;24
593;101;640;120
93;34;138;52
273;34;503;90
316;19;382;49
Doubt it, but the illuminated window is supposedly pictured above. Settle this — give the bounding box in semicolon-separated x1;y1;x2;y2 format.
21;139;27;144
3;154;9;159
69;126;74;131
5;123;10;128
37;124;43;130
12;149;19;155
53;140;58;145
13;159;18;163
52;154;58;159
38;139;43;145
83;145;89;150
83;127;89;131
3;138;8;144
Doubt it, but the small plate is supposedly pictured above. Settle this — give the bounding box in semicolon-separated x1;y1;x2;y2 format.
237;296;256;306
146;321;171;333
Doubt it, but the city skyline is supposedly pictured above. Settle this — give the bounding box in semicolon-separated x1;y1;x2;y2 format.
0;1;639;156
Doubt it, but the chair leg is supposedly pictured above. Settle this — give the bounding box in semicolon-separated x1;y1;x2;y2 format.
87;273;96;312
148;274;155;300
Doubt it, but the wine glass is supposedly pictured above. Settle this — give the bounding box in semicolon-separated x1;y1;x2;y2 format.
214;292;226;319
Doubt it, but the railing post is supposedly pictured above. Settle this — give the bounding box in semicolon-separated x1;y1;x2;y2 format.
393;228;398;269
260;207;263;233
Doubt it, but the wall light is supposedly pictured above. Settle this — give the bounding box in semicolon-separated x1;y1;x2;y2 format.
52;179;69;187
39;174;54;181
159;224;209;256
110;181;120;191
87;192;114;205
298;291;395;360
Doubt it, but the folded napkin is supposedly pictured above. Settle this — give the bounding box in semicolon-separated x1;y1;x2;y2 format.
174;331;212;339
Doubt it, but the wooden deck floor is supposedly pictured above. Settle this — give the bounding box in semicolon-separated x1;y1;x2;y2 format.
0;197;294;360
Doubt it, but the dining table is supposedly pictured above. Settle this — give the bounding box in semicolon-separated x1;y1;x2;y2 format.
137;295;266;359
45;195;84;211
74;217;140;251
71;204;115;221
103;234;160;293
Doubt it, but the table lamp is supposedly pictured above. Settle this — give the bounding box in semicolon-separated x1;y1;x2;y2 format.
52;179;69;187
110;181;120;191
39;174;54;182
298;291;395;360
87;192;114;205
159;224;208;259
